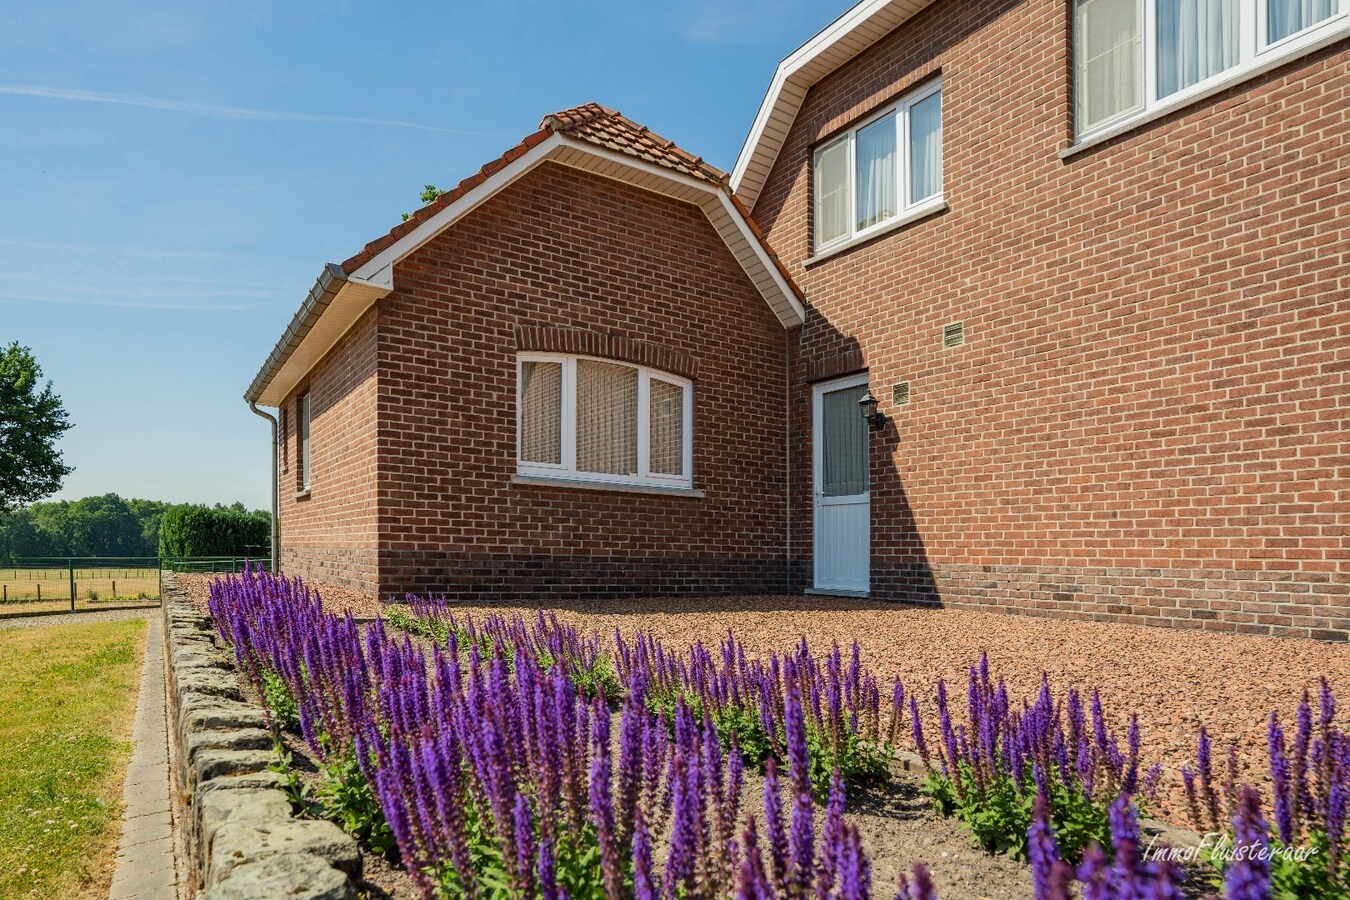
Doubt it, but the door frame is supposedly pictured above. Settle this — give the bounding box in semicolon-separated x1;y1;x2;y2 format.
810;373;872;596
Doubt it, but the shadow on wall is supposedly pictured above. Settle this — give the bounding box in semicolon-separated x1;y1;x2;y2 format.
795;312;940;609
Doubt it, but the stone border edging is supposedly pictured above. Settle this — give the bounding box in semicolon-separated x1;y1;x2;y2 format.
161;574;361;900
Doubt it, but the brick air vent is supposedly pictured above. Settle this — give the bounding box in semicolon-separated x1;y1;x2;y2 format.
892;381;910;405
943;321;965;348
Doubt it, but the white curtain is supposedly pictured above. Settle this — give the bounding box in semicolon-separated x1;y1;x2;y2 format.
1077;0;1143;132
648;379;684;476
855;112;898;230
1268;0;1337;42
1157;0;1239;98
520;361;562;464
821;386;868;498
576;360;637;476
814;138;851;247
909;92;942;203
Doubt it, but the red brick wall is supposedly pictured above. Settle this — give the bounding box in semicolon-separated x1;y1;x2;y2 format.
372;162;791;600
278;308;381;595
752;0;1349;638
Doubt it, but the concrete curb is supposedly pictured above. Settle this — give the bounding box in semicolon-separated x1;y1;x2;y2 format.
108;612;177;900
161;574;359;899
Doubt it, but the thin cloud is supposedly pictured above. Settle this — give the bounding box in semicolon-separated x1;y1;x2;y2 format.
0;236;294;264
0;84;489;135
0;290;252;311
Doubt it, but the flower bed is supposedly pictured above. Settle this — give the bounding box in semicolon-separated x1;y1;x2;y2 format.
206;570;1346;899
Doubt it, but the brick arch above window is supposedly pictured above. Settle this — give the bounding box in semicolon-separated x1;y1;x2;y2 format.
805;347;866;383
514;326;698;380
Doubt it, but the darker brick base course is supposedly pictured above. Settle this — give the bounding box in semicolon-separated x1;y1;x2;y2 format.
379;553;797;603
280;547;379;598
279;548;1347;641
866;561;1350;641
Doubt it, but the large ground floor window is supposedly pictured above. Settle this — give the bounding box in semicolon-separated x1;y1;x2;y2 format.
517;354;693;489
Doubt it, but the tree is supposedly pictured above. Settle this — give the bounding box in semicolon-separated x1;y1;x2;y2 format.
401;184;448;221
0;343;73;510
0;495;264;564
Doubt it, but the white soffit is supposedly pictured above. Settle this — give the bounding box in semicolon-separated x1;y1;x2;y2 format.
253;279;385;407
730;0;936;210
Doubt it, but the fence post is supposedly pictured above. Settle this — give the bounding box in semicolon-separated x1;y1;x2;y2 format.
69;560;76;612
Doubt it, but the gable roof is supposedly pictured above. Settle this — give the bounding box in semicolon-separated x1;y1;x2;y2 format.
730;0;937;210
341;103;730;275
246;104;805;407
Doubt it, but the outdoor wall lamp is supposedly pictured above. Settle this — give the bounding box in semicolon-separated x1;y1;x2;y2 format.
858;388;885;429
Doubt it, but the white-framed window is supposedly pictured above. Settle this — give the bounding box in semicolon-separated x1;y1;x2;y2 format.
298;391;312;492
812;78;943;253
1075;0;1348;136
517;354;693;490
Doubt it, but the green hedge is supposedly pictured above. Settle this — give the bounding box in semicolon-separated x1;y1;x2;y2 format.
158;504;270;558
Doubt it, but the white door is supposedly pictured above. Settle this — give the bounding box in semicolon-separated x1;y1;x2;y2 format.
813;375;871;594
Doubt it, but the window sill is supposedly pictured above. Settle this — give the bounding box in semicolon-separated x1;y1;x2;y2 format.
1063;18;1350;159
294;489;311;501
803;198;948;267
510;474;705;498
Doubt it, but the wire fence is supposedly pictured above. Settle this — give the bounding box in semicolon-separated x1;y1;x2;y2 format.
0;556;270;618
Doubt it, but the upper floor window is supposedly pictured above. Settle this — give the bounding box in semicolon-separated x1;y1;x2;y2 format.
1075;0;1348;136
813;79;943;253
517;354;693;490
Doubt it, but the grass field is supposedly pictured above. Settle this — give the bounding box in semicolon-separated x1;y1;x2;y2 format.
0;618;148;898
0;568;160;616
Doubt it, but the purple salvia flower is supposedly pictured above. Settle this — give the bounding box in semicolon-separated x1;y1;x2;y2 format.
665;753;700;898
1327;778;1347;871
763;759;791;896
1076;842;1110;900
1027;791;1073;900
895;863;938;900
1224;743;1240;820
909;694;930;767
633;808;657;900
1225;785;1272;900
890;679;906;747
617;692;644;848
737;816;773;900
784;672;815;897
1197;725;1221;832
588;753;621;900
1321;676;1336;729
537;835;560;900
1292;690;1313;833
1268;712;1294;844
835;824;870;900
513;793;536;899
1107;792;1141;890
1141;763;1163;801
1123;714;1141;795
816;769;846;899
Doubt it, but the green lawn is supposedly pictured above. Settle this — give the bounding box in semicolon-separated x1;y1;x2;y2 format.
0;619;147;899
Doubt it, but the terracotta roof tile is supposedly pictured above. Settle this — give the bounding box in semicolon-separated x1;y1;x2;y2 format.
540;103;727;186
341;105;740;276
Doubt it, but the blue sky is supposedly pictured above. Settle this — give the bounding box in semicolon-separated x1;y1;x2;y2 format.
1;0;844;510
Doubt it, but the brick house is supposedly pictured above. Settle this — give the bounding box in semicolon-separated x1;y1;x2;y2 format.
246;0;1349;638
